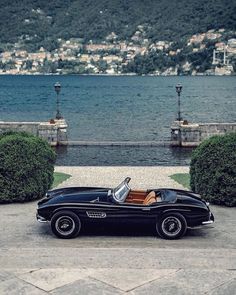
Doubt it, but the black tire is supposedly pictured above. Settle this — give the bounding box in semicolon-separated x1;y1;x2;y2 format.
51;210;81;239
156;213;187;239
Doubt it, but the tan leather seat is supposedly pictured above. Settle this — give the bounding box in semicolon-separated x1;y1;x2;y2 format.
143;191;156;205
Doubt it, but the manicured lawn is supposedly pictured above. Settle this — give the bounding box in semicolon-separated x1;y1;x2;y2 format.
52;172;71;188
170;173;190;189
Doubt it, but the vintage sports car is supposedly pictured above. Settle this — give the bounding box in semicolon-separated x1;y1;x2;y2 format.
37;177;214;239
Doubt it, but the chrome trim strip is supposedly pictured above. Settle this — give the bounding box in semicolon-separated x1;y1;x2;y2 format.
202;220;214;225
40;202;207;210
163;209;191;213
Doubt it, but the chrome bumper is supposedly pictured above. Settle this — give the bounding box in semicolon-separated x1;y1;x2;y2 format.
202;220;214;225
189;212;214;229
202;211;214;225
36;213;48;223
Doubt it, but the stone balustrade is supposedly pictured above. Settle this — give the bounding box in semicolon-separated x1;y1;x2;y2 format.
171;121;236;147
0;119;68;146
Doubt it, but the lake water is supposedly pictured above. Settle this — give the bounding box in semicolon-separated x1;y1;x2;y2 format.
0;75;235;166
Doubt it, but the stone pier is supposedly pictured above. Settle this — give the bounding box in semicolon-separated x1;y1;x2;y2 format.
171;120;236;147
0;119;68;146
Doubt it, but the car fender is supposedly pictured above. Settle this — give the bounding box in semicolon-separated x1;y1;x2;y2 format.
156;208;191;221
50;206;82;220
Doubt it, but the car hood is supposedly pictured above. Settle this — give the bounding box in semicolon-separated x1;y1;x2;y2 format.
38;186;111;207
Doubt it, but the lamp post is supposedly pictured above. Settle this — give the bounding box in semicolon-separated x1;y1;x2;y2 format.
54;82;62;119
175;83;182;123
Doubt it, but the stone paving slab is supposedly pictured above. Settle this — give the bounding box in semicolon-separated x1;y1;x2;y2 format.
18;268;92;292
0;277;48;295
1;268;236;295
0;271;15;282
50;277;124;295
130;269;236;295
209;278;236;295
88;268;178;292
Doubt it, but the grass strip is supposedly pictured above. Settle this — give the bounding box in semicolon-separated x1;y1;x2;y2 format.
170;173;190;189
52;172;71;188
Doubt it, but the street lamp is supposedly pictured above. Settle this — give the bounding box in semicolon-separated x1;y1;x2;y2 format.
54;82;62;119
175;83;182;122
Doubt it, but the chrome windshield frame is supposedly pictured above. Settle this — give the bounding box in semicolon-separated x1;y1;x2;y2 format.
113;177;131;203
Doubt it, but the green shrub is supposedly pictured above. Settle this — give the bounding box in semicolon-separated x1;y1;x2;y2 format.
0;132;56;203
190;133;236;206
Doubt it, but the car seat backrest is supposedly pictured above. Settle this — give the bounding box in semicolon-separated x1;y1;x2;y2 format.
143;191;156;205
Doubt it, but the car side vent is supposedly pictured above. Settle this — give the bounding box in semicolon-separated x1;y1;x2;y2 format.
86;211;106;218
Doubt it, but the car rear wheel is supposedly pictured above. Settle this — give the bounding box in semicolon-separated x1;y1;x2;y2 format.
51;210;81;239
156;213;187;239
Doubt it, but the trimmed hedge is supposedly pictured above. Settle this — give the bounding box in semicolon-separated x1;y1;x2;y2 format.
190;133;236;207
0;132;56;203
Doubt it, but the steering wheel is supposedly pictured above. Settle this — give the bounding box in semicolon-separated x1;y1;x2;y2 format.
125;177;131;184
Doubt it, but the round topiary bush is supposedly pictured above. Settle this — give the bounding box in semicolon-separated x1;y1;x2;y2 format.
190;133;236;207
0;132;56;203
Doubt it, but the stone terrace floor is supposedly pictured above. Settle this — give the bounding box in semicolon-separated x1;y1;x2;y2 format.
0;166;235;294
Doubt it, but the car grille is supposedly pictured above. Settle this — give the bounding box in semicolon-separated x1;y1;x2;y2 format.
86;211;107;218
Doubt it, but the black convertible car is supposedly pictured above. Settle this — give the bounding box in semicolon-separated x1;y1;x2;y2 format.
37;177;214;239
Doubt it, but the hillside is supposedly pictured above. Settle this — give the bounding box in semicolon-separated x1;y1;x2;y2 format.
0;0;236;75
0;0;235;51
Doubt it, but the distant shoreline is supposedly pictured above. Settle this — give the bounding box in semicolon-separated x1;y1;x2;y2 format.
0;73;235;77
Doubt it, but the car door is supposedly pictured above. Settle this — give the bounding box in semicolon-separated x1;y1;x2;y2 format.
104;201;157;225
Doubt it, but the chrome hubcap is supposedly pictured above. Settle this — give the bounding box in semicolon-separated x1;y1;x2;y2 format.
55;216;75;236
162;216;182;236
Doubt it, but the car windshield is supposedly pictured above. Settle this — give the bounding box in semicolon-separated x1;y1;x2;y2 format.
113;177;131;203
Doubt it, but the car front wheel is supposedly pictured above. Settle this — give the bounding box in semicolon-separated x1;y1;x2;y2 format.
156;213;187;239
51;210;81;239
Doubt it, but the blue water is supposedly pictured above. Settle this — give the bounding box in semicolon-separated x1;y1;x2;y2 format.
0;75;235;165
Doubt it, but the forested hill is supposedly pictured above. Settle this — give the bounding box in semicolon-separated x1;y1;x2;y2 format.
0;0;235;50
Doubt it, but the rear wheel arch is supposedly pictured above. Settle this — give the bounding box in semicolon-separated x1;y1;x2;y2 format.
157;209;189;221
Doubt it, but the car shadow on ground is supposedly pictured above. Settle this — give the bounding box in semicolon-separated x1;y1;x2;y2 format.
81;223;157;237
38;222;211;239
